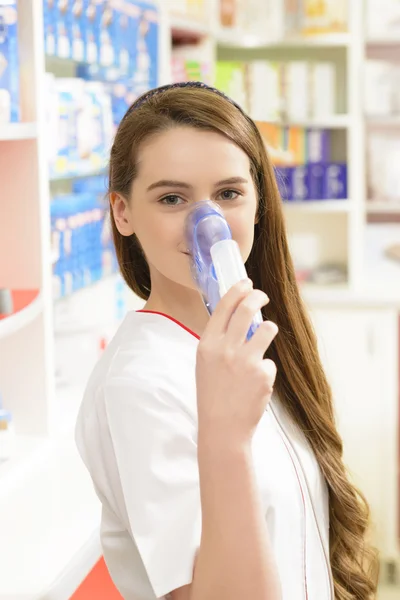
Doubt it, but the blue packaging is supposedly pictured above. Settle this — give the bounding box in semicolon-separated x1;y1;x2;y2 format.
0;1;19;122
275;166;293;202
56;0;71;59
306;129;330;164
291;165;309;201
83;0;100;64
44;0;56;56
98;1;115;68
70;0;85;62
132;2;159;95
324;163;347;199
308;164;325;200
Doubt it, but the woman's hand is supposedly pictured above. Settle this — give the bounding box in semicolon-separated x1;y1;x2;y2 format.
196;279;278;446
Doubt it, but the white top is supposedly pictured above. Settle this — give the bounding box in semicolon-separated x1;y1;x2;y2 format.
75;310;334;600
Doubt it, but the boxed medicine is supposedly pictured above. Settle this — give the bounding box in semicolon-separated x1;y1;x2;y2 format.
0;1;19;122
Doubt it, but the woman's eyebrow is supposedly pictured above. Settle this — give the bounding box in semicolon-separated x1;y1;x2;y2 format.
147;180;192;192
215;177;248;187
146;176;248;192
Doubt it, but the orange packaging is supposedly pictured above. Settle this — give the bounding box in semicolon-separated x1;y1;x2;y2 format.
220;0;237;27
287;126;306;165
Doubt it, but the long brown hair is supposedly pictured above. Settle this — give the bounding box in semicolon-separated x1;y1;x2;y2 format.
109;86;379;599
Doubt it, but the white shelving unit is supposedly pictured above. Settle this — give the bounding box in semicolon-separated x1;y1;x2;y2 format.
0;1;399;596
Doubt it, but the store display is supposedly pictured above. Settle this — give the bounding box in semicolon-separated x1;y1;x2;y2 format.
257;122;347;202
218;59;337;121
365;60;400;116
51;184;117;299
218;0;348;37
302;0;347;35
367;132;400;204
45;75;114;177
43;0;159;88
0;0;20;123
215;61;248;111
172;44;213;85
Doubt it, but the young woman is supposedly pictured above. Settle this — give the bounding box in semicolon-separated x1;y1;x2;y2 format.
75;82;378;600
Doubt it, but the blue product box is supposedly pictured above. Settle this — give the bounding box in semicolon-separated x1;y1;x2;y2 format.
308;164;325;200
44;0;56;56
70;0;85;62
56;0;71;59
0;2;20;122
83;0;100;64
275;166;293;202
306;129;330;164
98;0;115;68
291;165;309;201
324;163;347;199
132;2;160;93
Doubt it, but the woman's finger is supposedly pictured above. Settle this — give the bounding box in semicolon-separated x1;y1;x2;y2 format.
245;319;279;356
225;290;270;346
203;279;253;338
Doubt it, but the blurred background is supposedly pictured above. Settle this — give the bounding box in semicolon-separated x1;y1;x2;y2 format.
0;0;399;598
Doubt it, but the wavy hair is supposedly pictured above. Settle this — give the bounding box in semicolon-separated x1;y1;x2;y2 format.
108;85;379;599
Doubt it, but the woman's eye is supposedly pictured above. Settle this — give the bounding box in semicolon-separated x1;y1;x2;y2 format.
160;195;184;206
219;189;240;201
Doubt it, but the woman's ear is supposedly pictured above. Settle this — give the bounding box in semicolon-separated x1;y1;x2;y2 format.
110;192;135;236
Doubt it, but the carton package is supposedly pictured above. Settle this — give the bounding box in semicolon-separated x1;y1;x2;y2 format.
0;0;19;122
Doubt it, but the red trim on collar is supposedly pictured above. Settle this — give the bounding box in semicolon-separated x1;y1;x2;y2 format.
137;310;201;340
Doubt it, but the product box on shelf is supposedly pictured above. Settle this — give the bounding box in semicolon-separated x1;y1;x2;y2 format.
310;62;336;118
220;0;237;27
0;0;19;123
55;0;71;59
70;0;85;62
248;61;281;122
44;0;56;56
132;3;159;96
364;60;398;116
98;0;116;69
83;0;102;64
51;189;116;299
307;129;330;164
366;0;400;38
284;61;309;121
302;0;347;35
215;61;248;112
324;163;347;199
47;76;114;178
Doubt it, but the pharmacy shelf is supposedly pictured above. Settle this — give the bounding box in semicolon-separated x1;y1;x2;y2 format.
0;122;38;141
283;199;351;212
367;202;400;214
0;290;42;341
267;115;350;129
217;30;349;49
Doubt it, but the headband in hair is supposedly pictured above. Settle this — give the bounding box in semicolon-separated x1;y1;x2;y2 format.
122;81;247;121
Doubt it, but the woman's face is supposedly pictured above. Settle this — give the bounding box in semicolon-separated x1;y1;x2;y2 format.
112;127;258;292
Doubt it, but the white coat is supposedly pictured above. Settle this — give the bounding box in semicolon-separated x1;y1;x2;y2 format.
75;310;334;599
